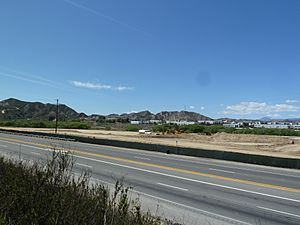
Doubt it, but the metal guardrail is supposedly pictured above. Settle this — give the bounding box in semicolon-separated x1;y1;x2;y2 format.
0;129;76;142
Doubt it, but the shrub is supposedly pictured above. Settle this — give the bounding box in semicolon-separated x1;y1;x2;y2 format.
126;125;140;132
152;124;300;137
0;152;174;225
0;120;91;129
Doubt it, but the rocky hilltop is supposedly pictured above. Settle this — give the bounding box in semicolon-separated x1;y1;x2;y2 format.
155;111;211;121
0;98;85;120
120;111;155;121
118;110;211;121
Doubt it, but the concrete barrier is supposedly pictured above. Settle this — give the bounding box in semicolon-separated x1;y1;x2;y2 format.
0;128;299;169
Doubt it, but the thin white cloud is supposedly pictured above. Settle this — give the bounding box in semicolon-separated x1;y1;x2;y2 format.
222;101;300;115
0;71;48;86
62;0;149;36
189;106;195;109
0;65;57;85
0;65;75;93
0;71;60;90
115;86;134;91
285;99;299;103
200;106;205;110
71;81;134;91
72;81;111;89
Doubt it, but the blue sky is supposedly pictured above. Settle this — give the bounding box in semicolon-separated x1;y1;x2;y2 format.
0;0;299;119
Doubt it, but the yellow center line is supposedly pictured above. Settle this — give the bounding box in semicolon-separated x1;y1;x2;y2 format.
1;136;300;193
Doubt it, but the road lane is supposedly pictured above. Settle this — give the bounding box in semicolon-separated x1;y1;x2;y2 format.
0;132;299;225
1;132;299;177
1;134;299;194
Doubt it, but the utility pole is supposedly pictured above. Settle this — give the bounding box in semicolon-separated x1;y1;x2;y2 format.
55;99;59;134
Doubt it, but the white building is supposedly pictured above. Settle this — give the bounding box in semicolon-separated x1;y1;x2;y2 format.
130;120;142;125
165;120;196;125
149;120;162;124
223;122;241;128
290;124;300;130
198;120;215;125
253;122;289;129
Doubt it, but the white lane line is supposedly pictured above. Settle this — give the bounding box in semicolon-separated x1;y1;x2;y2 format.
209;168;236;174
76;163;93;169
134;190;251;225
97;145;300;178
73;154;300;203
31;152;41;156
1;139;300;204
134;156;151;160
75;174;250;225
257;206;300;219
2;138;300;178
102;145;300;178
148;154;300;178
157;182;188;191
0;140;54;152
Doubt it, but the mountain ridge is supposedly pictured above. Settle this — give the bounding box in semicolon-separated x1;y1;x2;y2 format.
0;98;212;121
0;98;84;120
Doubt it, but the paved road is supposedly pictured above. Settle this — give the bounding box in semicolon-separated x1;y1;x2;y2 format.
0;132;299;225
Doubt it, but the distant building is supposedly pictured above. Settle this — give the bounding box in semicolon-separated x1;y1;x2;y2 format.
290;124;300;130
130;120;153;124
130;120;142;125
149;120;162;124
253;122;289;129
165;120;196;125
223;122;241;128
198;120;215;125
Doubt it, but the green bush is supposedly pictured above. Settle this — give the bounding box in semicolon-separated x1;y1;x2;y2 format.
232;128;300;136
0;153;175;225
153;124;176;133
0;120;91;129
126;125;140;132
152;124;300;137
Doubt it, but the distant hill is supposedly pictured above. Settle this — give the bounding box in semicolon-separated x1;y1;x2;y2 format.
260;117;272;122
0;98;85;120
118;110;211;121
120;111;155;121
285;118;300;121
0;98;212;122
155;111;211;121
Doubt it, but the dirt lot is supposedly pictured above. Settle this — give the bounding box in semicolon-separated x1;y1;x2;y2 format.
1;127;300;159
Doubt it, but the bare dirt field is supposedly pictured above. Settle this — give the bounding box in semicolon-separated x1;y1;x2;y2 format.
1;127;300;159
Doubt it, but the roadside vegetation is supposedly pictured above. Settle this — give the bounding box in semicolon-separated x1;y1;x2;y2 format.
0;152;175;225
153;124;300;137
0;119;154;132
0;120;91;129
0;119;299;137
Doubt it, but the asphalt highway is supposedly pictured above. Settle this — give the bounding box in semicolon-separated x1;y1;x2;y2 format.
0;132;299;225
